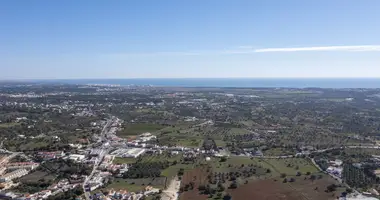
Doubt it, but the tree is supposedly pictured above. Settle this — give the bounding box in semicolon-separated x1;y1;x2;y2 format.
229;182;238;189
326;184;337;192
178;168;184;176
283;178;288;183
217;183;225;192
280;173;287;178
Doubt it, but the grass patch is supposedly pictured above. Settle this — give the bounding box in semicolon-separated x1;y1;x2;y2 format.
19;171;56;183
161;164;194;178
176;139;203;148
113;157;137;165
0;122;19;128
263;148;296;156
227;128;252;135
106;178;166;192
215;140;226;147
262;158;319;176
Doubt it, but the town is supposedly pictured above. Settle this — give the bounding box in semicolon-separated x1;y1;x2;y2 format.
1;83;380;200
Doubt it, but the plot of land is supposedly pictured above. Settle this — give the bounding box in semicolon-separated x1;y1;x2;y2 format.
263;147;297;156
19;170;56;183
179;167;210;200
0;122;19;128
161;164;195;178
112;157;137;164
230;175;343;200
212;157;319;178
262;158;320;176
117;123;166;137
106;178;167;192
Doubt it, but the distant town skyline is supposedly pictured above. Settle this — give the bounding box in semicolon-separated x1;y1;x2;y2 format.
1;1;380;79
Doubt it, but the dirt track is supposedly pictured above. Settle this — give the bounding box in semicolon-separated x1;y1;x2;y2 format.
161;176;181;200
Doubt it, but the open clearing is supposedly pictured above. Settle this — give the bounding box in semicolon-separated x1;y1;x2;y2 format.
106;178;167;192
179;167;209;200
112;157;137;164
211;156;319;177
230;174;344;200
117;123;166;137
262;158;319;176
0;122;19;128
19;170;56;183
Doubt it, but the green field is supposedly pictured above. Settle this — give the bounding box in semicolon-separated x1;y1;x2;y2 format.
227;128;252;135
176;138;203;148
117;123;166;137
209;156;319;177
262;158;319;176
113;157;137;164
0;122;19;128
215;140;226;147
161;163;195;178
263;148;297;156
106;178;166;192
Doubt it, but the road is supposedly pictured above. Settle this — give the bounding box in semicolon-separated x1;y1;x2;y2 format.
161;176;181;200
83;118;113;200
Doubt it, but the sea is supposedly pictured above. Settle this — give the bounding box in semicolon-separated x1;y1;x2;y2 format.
28;78;380;88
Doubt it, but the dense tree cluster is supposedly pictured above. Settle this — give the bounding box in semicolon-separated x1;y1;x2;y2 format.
123;161;170;178
343;164;375;189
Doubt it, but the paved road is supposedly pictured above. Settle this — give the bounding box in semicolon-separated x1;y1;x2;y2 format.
83;119;113;200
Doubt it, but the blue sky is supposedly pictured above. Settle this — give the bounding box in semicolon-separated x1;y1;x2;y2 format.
1;0;380;79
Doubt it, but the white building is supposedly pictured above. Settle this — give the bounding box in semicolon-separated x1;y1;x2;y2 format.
123;148;145;158
0;169;28;182
6;162;39;170
68;154;86;162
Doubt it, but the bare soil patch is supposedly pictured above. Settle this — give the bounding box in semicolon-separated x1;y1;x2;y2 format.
179;166;210;200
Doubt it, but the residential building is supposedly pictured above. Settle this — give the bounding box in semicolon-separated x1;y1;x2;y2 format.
0;169;28;182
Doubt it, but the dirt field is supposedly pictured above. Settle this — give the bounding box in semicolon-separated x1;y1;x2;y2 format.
230;175;343;200
179;167;210;200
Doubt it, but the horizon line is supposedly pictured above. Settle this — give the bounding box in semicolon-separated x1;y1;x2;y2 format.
2;77;380;81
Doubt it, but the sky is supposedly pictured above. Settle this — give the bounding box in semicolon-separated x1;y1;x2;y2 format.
1;0;380;79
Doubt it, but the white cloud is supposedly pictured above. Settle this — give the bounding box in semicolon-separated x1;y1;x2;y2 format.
254;45;380;52
106;45;380;57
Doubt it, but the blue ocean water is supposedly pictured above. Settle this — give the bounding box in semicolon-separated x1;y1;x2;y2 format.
37;78;380;88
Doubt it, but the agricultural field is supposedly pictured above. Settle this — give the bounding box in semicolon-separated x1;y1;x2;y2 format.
117;123;166;137
18;170;56;183
105;178;167;192
208;157;319;177
112;157;137;165
261;158;319;176
229;174;344;200
177;156;333;200
263;147;297;156
179;167;210;200
0;122;19;128
161;163;195;178
139;153;183;163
